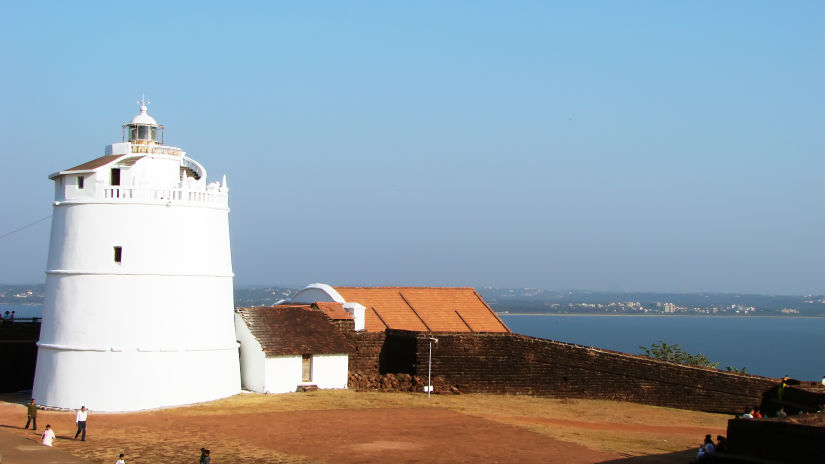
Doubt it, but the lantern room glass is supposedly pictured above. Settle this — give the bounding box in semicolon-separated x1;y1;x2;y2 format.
127;124;160;143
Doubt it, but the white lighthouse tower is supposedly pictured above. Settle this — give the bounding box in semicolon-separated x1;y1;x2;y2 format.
33;99;241;411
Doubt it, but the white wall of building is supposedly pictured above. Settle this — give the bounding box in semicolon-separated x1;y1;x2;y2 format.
34;144;240;411
311;354;349;389
290;283;345;304
234;313;265;393
291;283;365;331
262;354;348;393
33;347;239;411
264;356;304;394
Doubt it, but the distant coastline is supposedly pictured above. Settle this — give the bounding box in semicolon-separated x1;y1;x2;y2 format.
497;312;825;318
3;283;824;317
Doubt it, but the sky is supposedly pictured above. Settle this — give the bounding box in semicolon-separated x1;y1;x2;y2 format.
0;1;822;294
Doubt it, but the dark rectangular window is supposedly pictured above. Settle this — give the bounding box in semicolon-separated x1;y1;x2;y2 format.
77;176;85;189
302;354;312;382
111;168;121;186
113;246;122;263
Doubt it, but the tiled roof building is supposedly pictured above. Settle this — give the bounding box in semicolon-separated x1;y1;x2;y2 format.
235;305;351;356
290;284;510;333
234;304;351;393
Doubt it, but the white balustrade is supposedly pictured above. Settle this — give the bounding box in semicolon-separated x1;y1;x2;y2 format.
129;145;183;156
100;187;227;206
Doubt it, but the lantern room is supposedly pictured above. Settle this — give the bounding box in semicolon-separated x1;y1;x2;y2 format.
123;96;164;145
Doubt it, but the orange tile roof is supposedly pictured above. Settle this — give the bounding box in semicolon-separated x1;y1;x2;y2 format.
333;287;510;333
311;302;353;320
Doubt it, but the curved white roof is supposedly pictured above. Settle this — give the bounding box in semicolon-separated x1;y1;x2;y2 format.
130;105;158;125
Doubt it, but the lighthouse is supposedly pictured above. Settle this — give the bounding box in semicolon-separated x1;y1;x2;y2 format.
32;99;241;411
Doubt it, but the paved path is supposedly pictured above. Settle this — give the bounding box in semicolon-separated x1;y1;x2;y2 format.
0;428;92;464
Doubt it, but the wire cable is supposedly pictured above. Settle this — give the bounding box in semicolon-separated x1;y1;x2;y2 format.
0;215;52;240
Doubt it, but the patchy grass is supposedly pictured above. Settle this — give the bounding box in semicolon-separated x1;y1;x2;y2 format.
0;391;729;463
161;391;728;456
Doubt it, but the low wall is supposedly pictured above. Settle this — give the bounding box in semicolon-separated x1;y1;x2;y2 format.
0;322;40;392
415;332;778;413
725;414;825;463
346;330;780;413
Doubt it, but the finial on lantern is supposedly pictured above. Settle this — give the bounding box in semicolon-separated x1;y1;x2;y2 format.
137;93;151;112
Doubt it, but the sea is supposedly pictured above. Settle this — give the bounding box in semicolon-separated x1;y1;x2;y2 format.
5;304;822;381
500;314;825;381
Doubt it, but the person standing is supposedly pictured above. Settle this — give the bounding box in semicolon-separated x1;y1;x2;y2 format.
24;398;37;430
75;405;88;440
115;453;126;464
41;424;56;446
9;310;14;322
778;376;789;401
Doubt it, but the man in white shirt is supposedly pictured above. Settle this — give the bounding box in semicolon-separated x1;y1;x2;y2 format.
115;453;126;464
74;405;88;441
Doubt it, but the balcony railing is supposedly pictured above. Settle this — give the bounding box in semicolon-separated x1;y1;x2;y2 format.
129;145;183;156
102;187;228;206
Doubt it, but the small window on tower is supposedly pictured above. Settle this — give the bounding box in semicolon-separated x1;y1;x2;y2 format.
113;246;122;263
77;176;85;189
302;354;312;382
111;168;121;186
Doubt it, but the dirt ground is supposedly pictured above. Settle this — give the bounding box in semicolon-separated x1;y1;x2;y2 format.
0;391;729;464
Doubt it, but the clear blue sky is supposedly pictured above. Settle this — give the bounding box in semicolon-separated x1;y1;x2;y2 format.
1;1;822;294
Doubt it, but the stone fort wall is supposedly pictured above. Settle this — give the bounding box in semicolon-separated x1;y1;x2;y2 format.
345;329;780;414
0;322;40;393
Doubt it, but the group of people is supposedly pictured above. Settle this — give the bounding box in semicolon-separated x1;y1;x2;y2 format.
23;399;89;445
1;310;15;323
741;406;789;418
24;398;210;463
690;434;727;462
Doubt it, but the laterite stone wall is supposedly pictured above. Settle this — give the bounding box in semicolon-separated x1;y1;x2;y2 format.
343;328;784;413
411;332;778;413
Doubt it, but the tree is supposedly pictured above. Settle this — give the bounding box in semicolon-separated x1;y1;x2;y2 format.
639;341;719;369
725;365;748;374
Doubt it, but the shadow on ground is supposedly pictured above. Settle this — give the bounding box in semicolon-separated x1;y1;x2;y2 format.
599;448;695;464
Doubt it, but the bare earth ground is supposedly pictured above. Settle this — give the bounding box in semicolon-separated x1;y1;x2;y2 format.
0;391;729;464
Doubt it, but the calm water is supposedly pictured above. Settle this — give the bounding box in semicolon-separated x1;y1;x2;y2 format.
500;314;825;381
0;303;42;319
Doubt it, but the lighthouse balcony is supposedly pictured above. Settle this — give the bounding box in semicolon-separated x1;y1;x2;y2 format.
128;144;183;157
56;184;228;208
102;186;228;205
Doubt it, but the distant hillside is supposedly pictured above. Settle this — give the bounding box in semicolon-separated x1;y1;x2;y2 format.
4;284;823;316
477;288;825;317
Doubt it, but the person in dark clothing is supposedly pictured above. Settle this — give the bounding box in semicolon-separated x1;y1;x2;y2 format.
24;398;37;430
201;449;211;464
778;375;790;400
715;435;727;452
